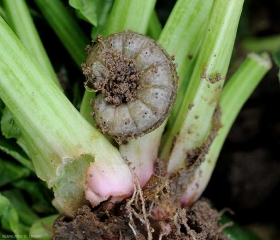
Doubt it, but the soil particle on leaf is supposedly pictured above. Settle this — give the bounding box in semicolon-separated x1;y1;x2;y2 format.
208;73;222;84
188;54;193;60
200;66;207;79
188;103;194;110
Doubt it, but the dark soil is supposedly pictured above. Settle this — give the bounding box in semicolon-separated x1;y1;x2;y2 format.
53;199;228;240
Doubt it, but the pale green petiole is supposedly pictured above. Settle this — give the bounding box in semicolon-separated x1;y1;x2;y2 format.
34;0;93;123
242;35;280;53
147;10;162;40
0;16;133;217
181;53;272;205
160;0;213;129
3;0;60;87
161;0;245;173
103;0;156;37
34;0;89;67
0;6;6;19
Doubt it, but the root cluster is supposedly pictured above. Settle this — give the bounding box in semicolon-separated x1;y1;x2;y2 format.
53;172;228;240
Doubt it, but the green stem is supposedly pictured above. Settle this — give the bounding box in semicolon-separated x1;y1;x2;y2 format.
34;0;94;123
34;0;89;67
242;35;280;53
0;16;133;217
161;0;244;172
147;10;162;40
158;0;212;81
3;0;60;88
90;0;114;39
0;6;7;20
273;48;280;67
181;53;272;205
158;0;213;129
103;0;156;37
0;135;34;171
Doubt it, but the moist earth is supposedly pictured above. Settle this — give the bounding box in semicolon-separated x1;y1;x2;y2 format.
53;200;228;240
53;171;228;240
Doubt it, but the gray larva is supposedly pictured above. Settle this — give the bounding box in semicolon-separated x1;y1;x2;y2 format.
83;31;178;143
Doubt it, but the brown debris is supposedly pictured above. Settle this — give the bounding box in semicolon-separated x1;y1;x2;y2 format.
186;105;222;168
182;200;228;240
53;205;127;240
188;103;194;110
83;54;141;106
83;36;142;107
200;65;223;84
53;184;228;240
208;73;222;84
200;66;207;79
154;158;167;177
142;174;168;202
85;45;92;55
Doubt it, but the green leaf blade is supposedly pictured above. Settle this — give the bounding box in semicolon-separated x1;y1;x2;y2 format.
272;48;280;66
30;215;58;240
1;107;21;139
0;194;10;216
69;0;98;26
2;190;39;226
3;0;60;88
0;135;34;171
0;160;30;187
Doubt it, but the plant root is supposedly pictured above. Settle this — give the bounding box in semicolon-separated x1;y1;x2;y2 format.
53;171;229;240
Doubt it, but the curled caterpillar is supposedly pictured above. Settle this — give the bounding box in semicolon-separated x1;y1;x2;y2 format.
82;31;178;143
